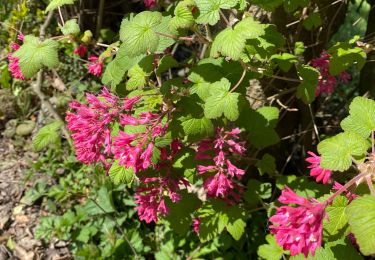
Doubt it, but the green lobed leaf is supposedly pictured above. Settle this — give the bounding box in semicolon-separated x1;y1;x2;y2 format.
46;0;75;12
119;11;162;57
303;13;322;30
156;55;178;76
197;200;247;242
211;28;245;60
154;15;177;54
324;196;349;236
257;235;284;260
169;1;195;31
204;78;240;121
14;35;59;78
164;191;201;235
256;153;276;176
61;19;80;35
244;180;272;207
341;96;375;138
346;195;375;256
195;0;238;25
211;16;265;60
33;121;62;151
270;53;298;72
237;106;280;148
108;161;134;185
328;41;366;76
180;116;214;141
318;132;370;171
126;55;154;90
296;65;319;104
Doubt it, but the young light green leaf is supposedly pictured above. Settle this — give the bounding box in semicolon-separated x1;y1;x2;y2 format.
346;195;375;256
211;16;265;60
235;16;265;39
61;19;80;35
102;45;144;88
211;28;245;60
108;160;134;185
126;55;154;90
257;235;284;260
270;53;298;72
119;11;162;56
46;0;75;12
324;196;349;236
169;1;195;31
329;42;366;76
204;78;240;121
341;97;375;138
195;0;238;25
181;117;214;141
318;132;370;171
296;65;319;104
33;121;62;151
14;35;59;78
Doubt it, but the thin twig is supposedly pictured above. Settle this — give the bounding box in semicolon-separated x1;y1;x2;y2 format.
34;11;73;146
230;69;247;92
219;10;230;27
90;198;139;258
95;0;105;38
308;104;320;142
58;7;65;26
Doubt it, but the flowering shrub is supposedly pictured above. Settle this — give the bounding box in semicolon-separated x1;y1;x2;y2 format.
6;0;375;259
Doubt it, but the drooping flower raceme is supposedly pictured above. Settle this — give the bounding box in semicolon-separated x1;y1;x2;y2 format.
87;55;104;76
66;87;142;168
135;173;189;223
8;42;25;80
310;51;350;96
305;151;332;184
196;128;246;200
66;88;121;166
192;218;200;234
269;187;325;257
112;110;168;173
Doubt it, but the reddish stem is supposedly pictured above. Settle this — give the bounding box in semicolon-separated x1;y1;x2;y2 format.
324;172;369;206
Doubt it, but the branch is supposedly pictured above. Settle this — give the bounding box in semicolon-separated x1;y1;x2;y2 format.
33;11;73;146
95;0;106;38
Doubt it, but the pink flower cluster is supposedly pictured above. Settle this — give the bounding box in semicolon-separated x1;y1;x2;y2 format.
196;128;246;200
87;55;104;76
135;173;189;223
305;151;332;184
74;44;88;57
8;35;25;80
113;111;168;173
270;187;325;257
144;0;156;8
310;51;350;96
66;87;141;167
